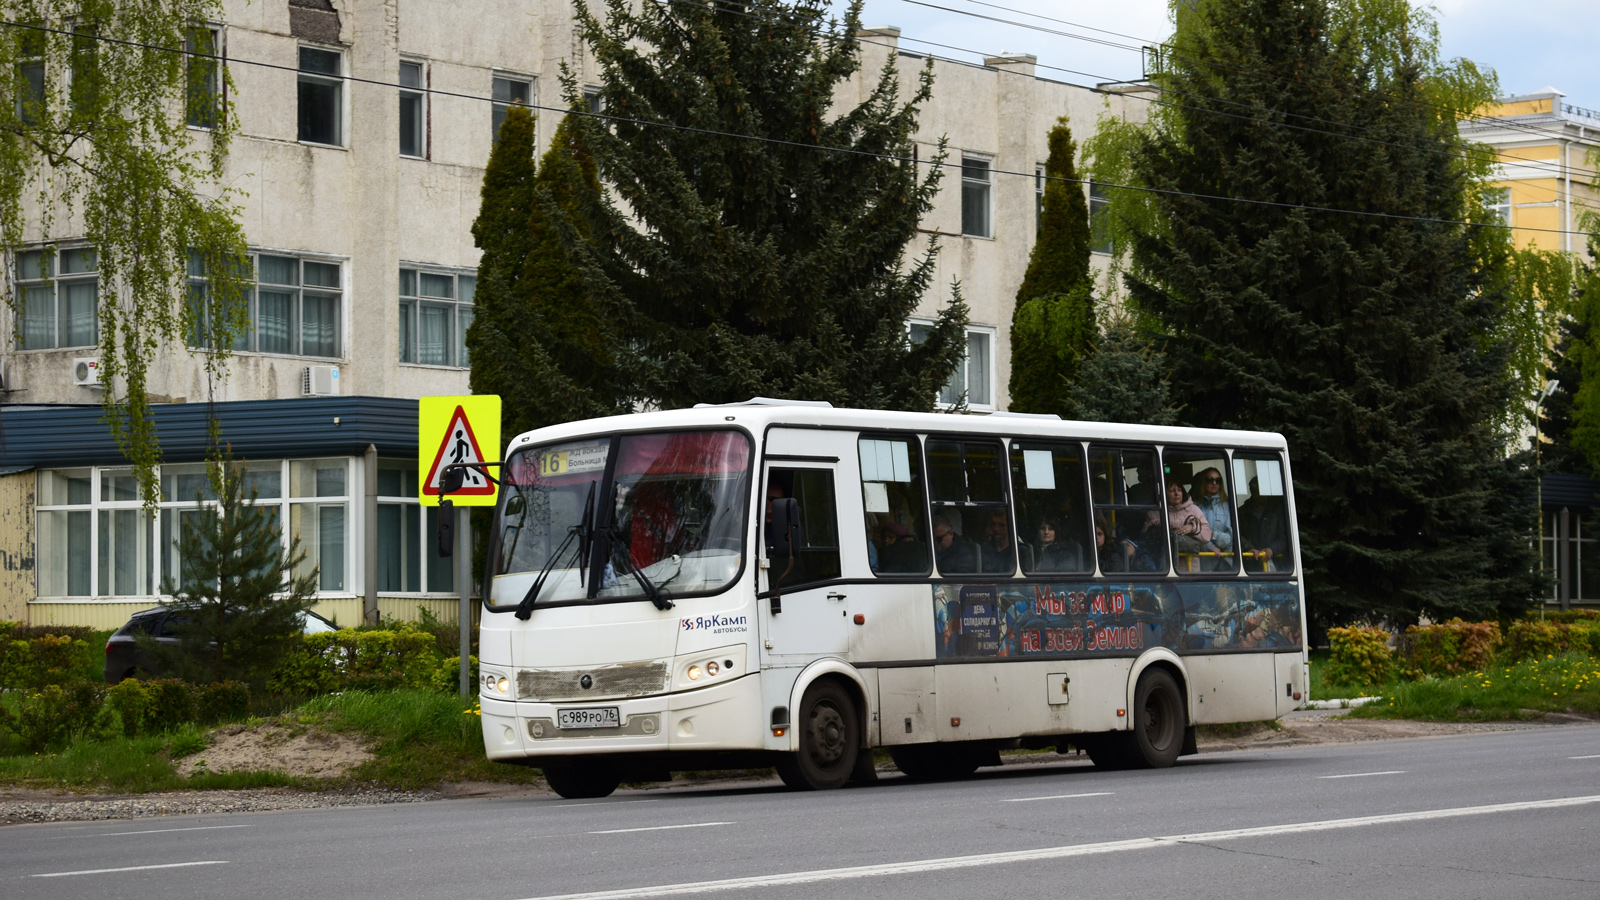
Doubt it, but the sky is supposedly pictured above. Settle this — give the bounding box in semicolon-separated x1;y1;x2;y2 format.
843;0;1600;107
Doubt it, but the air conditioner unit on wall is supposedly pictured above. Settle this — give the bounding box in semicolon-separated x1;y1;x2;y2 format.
302;365;340;396
72;357;102;387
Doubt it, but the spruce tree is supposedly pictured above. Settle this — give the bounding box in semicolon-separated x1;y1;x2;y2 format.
1552;241;1600;476
468;108;629;443
1063;312;1179;426
1009;118;1096;416
567;0;966;410
142;452;318;687
1121;0;1537;624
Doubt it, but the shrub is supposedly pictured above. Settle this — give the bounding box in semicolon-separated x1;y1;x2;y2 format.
105;678;250;737
1404;619;1502;676
1;681;109;752
1503;621;1597;663
1541;610;1600;625
1325;626;1395;687
9;624;96;642
429;655;480;694
268;628;442;695
0;634;93;691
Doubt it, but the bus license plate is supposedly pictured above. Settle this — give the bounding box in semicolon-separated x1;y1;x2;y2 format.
557;707;621;729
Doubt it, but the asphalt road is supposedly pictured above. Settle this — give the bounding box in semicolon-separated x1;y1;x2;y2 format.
5;725;1599;900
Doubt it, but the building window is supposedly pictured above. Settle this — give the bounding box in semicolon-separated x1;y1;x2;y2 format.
908;322;995;409
583;86;604;114
191;252;342;358
399;60;425;158
69;22;100;121
297;46;342;146
375;460;456;593
17;246;98;350
37;469;94;597
1035;164;1045;234
16;29;44;127
399;266;475;367
185;26;222;129
1488;187;1512;226
1089;181;1112;254
961;154;992;238
492;74;532;145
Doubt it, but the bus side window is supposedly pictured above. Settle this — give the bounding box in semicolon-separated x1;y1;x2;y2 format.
1010;441;1093;575
859;435;930;575
1088;445;1168;574
926;439;1013;576
1232;452;1294;575
767;468;842;586
1162;448;1238;575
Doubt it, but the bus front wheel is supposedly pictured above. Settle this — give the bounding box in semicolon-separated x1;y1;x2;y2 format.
776;681;859;791
1124;667;1184;769
543;761;621;800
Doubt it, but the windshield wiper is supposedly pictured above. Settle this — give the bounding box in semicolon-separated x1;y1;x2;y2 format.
514;484;594;621
607;526;675;611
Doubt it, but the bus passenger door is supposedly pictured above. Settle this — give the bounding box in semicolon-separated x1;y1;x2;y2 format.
760;463;848;661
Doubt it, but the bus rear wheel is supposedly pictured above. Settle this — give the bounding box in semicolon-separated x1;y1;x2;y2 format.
1124;667;1184;769
543;761;621;800
776;681;859;791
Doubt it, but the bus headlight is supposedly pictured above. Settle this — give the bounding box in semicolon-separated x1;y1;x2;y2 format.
688;665;702;681
481;670;512;697
672;645;746;691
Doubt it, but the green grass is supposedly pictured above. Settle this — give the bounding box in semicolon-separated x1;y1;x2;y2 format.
1308;650;1389;700
1346;652;1600;721
0;722;298;792
298;690;542;790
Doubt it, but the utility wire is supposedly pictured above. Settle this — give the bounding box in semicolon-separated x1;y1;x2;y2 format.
0;17;1593;240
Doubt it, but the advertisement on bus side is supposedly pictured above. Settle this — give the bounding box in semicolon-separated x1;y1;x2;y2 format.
933;581;1302;659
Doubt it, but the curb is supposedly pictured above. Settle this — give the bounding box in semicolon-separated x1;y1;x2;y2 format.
1305;697;1382;709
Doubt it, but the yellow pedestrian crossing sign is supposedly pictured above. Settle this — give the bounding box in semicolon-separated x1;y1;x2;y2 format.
420;395;501;507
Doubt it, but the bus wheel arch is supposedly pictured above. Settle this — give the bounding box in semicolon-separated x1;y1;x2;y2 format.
1126;651;1190;728
777;675;862;790
787;660;872;752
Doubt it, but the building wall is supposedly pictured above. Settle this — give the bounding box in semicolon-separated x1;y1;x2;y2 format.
0;472;33;623
1464;91;1600;256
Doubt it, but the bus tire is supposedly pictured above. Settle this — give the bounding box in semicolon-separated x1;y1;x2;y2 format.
1080;736;1128;771
543;762;621;800
888;745;982;781
776;680;859;791
1125;667;1185;769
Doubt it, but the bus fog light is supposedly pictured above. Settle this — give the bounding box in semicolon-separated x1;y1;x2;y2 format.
688;665;702;681
706;661;719;677
496;677;509;693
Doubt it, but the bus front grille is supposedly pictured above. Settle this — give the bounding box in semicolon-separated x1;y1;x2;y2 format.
516;659;671;701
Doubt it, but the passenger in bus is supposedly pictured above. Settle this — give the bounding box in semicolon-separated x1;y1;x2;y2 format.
1121;508;1168;572
979;510;1018;574
1239;477;1290;572
1034;517;1083;573
1193;467;1235;569
1095;513;1128;573
932;514;977;574
1166;477;1214;571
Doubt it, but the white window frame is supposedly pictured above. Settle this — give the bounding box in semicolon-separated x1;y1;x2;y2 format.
14;244;99;351
374;458;457;596
34;458;359;602
297;44;344;148
492;71;534;146
961;153;994;239
1035;163;1046;234
1089;180;1112;255
191;250;346;360
184;24;224;130
398;264;476;368
907;320;997;411
399;58;427;159
1487;187;1512;226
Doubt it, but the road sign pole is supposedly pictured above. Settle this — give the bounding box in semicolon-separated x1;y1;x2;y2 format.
459;511;471;696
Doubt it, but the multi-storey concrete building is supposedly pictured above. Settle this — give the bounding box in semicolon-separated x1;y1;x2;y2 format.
1460;89;1600;257
0;1;1143;627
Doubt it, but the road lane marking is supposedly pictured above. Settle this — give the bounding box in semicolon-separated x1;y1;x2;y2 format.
588;822;732;835
1317;770;1406;779
101;824;254;836
555;799;662;809
1570;755;1600;760
32;861;228;878
517;794;1600;899
1002;792;1115;803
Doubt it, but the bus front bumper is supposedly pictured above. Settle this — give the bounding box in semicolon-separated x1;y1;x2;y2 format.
480;671;765;761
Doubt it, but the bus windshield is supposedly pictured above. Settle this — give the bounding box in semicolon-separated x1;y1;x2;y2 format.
493;430;751;606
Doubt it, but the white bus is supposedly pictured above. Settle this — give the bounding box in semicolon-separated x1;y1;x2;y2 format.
475;400;1307;799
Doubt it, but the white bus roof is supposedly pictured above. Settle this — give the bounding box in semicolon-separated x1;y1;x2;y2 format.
503;400;1289;456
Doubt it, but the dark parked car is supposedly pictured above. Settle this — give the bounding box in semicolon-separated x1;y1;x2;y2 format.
104;607;338;683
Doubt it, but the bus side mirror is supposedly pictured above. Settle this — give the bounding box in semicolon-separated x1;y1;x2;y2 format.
767;498;799;559
441;466;465;495
437;499;455;557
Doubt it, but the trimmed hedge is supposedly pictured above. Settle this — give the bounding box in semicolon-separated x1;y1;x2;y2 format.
1404;619;1501;677
1;681;108;752
1503;620;1600;663
268;628;442;695
1325;626;1395;688
105;679;249;738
